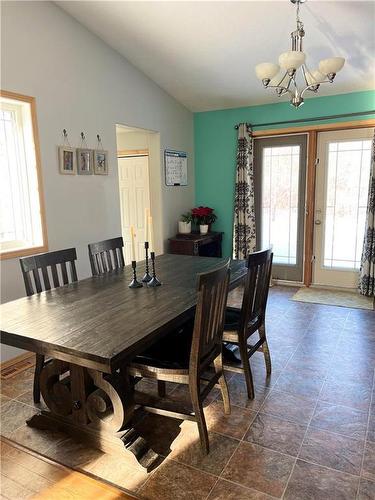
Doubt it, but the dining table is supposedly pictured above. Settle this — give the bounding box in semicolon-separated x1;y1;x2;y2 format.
0;254;246;468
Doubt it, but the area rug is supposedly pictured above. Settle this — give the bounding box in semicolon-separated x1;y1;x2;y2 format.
292;287;374;310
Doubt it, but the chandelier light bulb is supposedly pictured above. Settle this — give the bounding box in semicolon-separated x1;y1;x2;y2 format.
278;51;306;71
255;63;280;81
318;57;345;76
306;70;325;85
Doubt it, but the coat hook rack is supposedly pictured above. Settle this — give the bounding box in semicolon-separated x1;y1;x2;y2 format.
62;129;71;146
81;132;85;141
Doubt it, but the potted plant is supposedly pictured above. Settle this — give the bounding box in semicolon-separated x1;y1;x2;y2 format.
192;206;217;234
178;212;192;234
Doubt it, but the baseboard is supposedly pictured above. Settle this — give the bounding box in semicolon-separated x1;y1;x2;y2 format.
0;352;35;379
272;279;304;287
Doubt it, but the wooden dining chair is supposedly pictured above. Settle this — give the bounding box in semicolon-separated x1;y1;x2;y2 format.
223;248;273;399
19;248;78;403
128;259;231;454
88;237;125;275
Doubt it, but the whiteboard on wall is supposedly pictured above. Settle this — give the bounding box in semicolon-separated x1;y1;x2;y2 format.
164;150;187;186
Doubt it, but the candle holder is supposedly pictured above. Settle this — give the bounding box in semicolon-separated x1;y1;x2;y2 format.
147;251;162;287
129;260;143;288
142;241;152;283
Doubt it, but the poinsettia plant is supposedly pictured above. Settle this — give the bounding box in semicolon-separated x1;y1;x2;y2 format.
191;206;217;226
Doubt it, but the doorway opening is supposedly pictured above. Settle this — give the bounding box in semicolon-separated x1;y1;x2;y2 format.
115;125;161;263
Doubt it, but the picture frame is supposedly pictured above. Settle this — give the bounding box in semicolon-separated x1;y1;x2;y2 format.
58;146;76;175
93;149;109;175
76;148;93;175
165;149;187;186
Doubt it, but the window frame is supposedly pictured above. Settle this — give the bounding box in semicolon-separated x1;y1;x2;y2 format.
0;90;48;260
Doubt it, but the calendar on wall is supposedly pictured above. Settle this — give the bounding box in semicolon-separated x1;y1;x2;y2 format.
164;150;188;186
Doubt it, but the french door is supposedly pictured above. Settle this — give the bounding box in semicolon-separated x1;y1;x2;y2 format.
254;135;307;281
313;128;373;288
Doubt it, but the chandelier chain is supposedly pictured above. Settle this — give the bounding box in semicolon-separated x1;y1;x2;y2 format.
296;1;303;30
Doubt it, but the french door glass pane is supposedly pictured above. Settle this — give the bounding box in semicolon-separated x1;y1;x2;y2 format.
323;139;371;269
261;145;300;265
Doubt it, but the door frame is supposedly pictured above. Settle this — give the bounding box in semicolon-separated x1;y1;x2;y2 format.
254;134;308;282
252;118;375;286
117;151;150;263
312;127;374;288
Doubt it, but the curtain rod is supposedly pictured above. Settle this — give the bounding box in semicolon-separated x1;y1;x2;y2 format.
234;110;375;130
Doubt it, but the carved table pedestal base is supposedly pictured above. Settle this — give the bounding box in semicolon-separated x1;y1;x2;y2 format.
27;359;160;470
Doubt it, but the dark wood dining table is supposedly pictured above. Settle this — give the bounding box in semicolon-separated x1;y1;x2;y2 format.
0;254;246;468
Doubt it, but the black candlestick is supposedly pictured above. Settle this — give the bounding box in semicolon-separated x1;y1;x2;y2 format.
129;260;143;288
147;251;161;287
142;241;152;283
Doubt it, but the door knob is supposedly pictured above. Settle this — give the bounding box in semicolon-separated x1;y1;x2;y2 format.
315;220;322;225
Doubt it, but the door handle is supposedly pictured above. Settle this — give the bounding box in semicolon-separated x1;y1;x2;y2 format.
315;220;322;225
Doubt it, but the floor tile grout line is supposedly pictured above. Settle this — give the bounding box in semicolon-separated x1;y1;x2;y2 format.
2;443;137;498
356;367;375;498
280;320;346;499
138;426;243;495
202;428;246;500
203;476;220;500
219;328;323;500
254;336;307;416
2;288;373;499
292;457;365;480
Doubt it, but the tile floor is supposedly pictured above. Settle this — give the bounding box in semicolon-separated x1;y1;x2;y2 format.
0;286;374;499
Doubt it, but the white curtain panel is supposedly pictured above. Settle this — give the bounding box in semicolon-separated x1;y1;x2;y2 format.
233;123;256;259
359;129;375;296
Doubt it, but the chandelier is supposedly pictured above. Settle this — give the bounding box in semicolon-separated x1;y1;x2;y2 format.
255;0;345;108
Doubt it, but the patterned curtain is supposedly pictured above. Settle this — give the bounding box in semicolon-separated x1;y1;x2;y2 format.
233;123;256;259
359;129;375;296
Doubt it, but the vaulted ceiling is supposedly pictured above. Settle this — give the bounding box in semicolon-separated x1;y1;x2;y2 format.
57;1;375;112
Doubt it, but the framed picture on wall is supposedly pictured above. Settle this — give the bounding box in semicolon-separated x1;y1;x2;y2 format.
165;150;187;186
93;150;108;175
76;148;93;175
58;146;76;174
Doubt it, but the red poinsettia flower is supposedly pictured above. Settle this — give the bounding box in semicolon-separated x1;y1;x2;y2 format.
191;206;217;225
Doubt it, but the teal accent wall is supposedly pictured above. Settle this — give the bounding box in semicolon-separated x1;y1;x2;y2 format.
194;90;375;257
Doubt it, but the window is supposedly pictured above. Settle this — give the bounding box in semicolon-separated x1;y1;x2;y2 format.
261;145;301;265
0;91;47;259
323;139;371;270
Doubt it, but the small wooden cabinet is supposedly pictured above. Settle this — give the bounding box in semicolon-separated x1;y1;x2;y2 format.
169;232;223;258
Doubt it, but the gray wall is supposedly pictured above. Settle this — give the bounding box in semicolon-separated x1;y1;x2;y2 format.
0;1;194;361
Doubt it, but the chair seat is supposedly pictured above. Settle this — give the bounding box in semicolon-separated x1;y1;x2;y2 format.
224;307;241;331
131;326;193;371
224;306;263;338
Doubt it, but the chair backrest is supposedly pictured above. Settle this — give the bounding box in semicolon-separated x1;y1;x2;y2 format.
88;237;125;275
238;248;273;334
189;259;231;374
20;248;78;296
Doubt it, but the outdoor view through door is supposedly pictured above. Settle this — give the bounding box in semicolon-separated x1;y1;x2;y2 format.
313;128;373;288
255;135;307;282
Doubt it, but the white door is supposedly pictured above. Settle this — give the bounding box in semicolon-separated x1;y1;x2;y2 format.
313;128;373;288
118;156;150;263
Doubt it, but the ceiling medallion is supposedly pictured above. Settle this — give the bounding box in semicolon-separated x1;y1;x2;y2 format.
255;0;345;108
